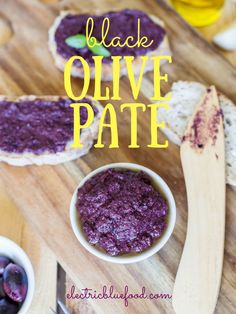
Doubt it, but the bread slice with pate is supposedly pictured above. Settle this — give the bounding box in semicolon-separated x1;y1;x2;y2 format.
48;9;171;81
158;81;236;186
0;95;103;166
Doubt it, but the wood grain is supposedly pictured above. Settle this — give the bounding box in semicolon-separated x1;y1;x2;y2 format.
0;0;235;313
0;15;13;47
66;278;96;314
0;181;57;313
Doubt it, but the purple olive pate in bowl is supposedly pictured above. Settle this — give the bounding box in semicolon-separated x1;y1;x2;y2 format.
70;163;176;264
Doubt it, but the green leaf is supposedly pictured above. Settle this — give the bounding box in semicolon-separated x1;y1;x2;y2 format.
65;34;87;49
65;33;111;57
88;39;111;57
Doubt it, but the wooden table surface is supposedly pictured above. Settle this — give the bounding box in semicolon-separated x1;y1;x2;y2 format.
0;1;235;313
0;181;57;313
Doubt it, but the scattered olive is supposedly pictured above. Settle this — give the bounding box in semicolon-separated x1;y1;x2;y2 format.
0;298;18;314
0;277;5;298
3;263;28;303
0;256;11;275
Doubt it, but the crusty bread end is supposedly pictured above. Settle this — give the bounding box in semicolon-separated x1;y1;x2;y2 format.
157;81;236;187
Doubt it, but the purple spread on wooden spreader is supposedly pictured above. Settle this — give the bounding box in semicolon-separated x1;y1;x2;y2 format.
182;88;223;150
76;169;168;256
0;98;97;154
55;9;166;65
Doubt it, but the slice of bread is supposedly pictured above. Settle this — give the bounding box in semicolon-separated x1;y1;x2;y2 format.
158;81;236;186
0;95;103;166
48;11;171;81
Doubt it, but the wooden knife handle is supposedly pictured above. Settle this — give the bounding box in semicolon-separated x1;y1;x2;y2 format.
173;87;225;314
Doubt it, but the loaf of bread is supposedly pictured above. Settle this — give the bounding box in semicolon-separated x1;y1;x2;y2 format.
158;81;236;186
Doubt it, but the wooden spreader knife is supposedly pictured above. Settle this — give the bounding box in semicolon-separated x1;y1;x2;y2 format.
172;86;226;314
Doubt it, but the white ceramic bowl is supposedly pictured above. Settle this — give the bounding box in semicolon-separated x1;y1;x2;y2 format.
70;163;176;264
0;236;35;314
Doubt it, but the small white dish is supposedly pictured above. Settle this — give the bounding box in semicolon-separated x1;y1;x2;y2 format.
70;162;176;264
0;236;35;314
213;21;236;51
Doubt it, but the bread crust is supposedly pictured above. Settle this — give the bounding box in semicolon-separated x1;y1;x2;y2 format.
48;11;171;81
158;81;236;187
0;95;103;166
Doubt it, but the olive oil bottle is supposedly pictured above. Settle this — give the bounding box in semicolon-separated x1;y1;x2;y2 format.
170;0;225;27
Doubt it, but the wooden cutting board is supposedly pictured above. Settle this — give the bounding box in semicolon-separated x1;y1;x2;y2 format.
0;0;235;313
0;184;57;313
